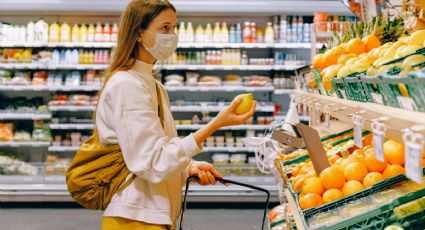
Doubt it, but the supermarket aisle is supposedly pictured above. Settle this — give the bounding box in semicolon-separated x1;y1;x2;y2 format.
0;208;264;230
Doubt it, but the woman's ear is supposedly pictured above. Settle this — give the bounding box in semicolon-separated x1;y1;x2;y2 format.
137;30;144;43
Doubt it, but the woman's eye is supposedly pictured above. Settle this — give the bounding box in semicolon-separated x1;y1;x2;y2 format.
162;26;169;32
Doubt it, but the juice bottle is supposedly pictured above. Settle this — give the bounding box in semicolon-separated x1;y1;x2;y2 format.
178;22;186;43
79;24;88;42
87;23;95;42
60;22;71;42
95;23;103;42
103;23;111;42
229;25;236;43
279;19;287;43
213;22;221;43
35;18;49;42
204;23;213;43
264;22;275;43
78;49;84;64
71;49;79;64
186;22;194;43
221;22;229;43
111;23;119;42
94;50;99;64
256;29;264;43
250;22;257;43
71;24;80;42
236;23;242;43
49;22;60;42
88;50;94;64
243;22;251;43
26;21;35;43
51;49;60;65
195;24;204;43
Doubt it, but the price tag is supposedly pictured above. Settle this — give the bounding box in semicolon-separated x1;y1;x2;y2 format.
371;93;384;105
397;96;417;111
315;103;321;126
324;106;331;130
371;121;387;162
302;98;308;116
403;131;425;184
352;115;364;148
308;101;314;126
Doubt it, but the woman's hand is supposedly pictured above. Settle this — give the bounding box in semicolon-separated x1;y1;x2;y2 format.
212;95;257;128
188;161;223;186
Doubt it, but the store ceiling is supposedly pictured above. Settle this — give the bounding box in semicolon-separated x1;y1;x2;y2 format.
0;0;354;16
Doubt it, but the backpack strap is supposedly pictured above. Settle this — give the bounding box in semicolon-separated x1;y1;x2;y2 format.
155;81;165;128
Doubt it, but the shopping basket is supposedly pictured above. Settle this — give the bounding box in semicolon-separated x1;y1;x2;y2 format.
179;175;271;230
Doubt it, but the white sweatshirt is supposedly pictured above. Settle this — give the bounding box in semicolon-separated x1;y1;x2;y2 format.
96;59;202;229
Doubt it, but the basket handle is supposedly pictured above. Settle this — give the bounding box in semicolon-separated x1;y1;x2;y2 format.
179;175;270;230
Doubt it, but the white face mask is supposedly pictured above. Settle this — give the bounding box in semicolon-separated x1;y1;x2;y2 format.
142;30;178;61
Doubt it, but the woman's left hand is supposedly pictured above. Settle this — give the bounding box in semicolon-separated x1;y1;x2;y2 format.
188;161;223;186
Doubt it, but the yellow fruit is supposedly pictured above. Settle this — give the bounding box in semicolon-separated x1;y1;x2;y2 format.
364;149;388;173
331;46;347;56
346;57;361;65
322;189;343;203
408;29;425;46
363;172;385;188
400;45;422;57
382;42;393;48
396;45;408;57
384;140;405;166
302;177;325;195
342;180;364;196
355;57;372;66
398;83;409;97
323;49;341;67
312;54;326;70
337;65;353;78
383;46;398;59
299;193;324;210
322;74;334;91
346;38;366;55
351;63;370;73
366;66;379;76
402;54;425;68
338;54;357;64
362;35;381;52
344;162;368;182
320;166;346;190
383;164;405;178
235;93;254;115
399;36;410;44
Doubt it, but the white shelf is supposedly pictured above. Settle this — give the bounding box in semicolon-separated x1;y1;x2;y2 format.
0;142;50;147
48;146;79;152
0;63;109;70
166;85;274;92
162;64;307;71
202;147;254;153
49;123;94;130
274;89;294;95
177;124;270;130
0;113;52;120
48;105;96;112
0;85;101;91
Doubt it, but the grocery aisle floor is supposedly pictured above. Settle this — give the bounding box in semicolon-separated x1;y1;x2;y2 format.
0;208;265;230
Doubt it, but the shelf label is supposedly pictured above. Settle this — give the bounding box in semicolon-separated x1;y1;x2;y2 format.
371;121;387;162
371;93;384;105
397;96;417;111
324;105;331;130
403;131;424;184
315;103;321;126
352;115;364;148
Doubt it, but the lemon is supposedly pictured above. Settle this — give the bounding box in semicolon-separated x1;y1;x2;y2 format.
408;30;425;46
235;93;254;115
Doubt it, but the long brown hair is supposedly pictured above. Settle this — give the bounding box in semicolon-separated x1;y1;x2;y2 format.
94;0;175;121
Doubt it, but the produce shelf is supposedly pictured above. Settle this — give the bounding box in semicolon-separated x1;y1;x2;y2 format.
0;142;50;147
0;113;52;120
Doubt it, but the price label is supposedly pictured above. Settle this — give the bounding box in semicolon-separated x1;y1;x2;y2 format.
397;96;417;111
371;93;384;105
315;103;321;126
352;115;364;148
371;121;387;162
403;131;425;184
324;106;331;130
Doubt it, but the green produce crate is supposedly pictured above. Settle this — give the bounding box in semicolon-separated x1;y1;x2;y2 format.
332;77;347;99
312;69;330;96
408;69;425;112
343;74;368;102
379;74;419;111
360;76;385;104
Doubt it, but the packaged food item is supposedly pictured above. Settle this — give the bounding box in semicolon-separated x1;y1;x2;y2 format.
26;21;35;43
204;23;213;43
87;23;95;42
230;154;246;175
308;210;342;229
265;22;275;43
71;24;80;42
35;18;48;42
248;157;259;176
95;23;103;42
60;22;71;42
212;153;230;176
0;123;14;142
213;22;221;43
0;155;38;176
195;24;204;43
79;24;88;42
103;23;111;42
12;131;32;142
111;23;118;42
185;72;199;86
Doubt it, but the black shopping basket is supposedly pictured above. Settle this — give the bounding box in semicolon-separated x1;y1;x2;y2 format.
179;176;271;230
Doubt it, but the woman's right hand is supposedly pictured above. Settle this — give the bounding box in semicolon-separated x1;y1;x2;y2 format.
212;95;256;128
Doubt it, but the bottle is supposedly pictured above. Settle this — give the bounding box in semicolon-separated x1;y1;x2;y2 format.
264;22;275;43
71;24;80;42
195;24;204;43
213;22;221;43
273;16;280;43
78;49;84;64
221;22;229;43
236;23;243;43
59;50;66;64
279;19;287;43
178;22;186;43
297;16;304;43
103;23;111;42
65;49;72;64
111;23;119;42
49;22;60;42
94;50;99;64
204;23;213;43
35;18;49;42
250;22;257;43
186;22;194;43
243;22;251;43
60;22;71;42
256;29;264;43
229;25;236;43
87;23;95;42
241;51;248;65
51;49;60;65
26;21;35;43
71;49;79;64
20;26;26;43
95;23;103;42
79;24;88;42
88;50;94;64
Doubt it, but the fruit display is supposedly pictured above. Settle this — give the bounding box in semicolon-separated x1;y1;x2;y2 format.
0;97;48;114
0;153;38;175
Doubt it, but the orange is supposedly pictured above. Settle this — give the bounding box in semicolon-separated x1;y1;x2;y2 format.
298;193;324;210
302;177;325;195
384;140;405;166
337;158;355;172
383;164;405;178
422;159;425;167
348;154;365;164
363;172;385;188
346;38;366;55
331;46;347;56
364;150;388;173
312;53;326;70
338;54;357;64
293;177;306;192
320;166;345;189
343;162;368;182
342;180;364;196
320;65;333;77
291;165;300;177
322;189;344;203
362;35;381;52
363;133;373;146
323;49;340;67
352;149;364;156
322;74;334;91
329;155;341;165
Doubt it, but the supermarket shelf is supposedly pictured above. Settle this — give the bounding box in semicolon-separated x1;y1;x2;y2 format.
48;105;275;112
49;123;94;130
274;89;294;95
0;85;101;91
0;42;319;49
166;85;274;92
202;147;254;153
0;63;109;70
284;188;306;230
177;124;270;131
295;90;425;143
0;175;278;202
0;113;52;120
162;64;307;71
48;146;79;152
0;142;50;147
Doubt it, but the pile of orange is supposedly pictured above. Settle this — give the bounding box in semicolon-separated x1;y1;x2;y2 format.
294;138;407;210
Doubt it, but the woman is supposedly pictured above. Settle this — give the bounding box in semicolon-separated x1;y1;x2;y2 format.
96;0;256;229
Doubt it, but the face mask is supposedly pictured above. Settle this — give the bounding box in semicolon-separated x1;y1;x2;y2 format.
141;30;178;61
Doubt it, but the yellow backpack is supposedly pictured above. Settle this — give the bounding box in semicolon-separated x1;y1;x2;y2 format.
66;81;164;210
